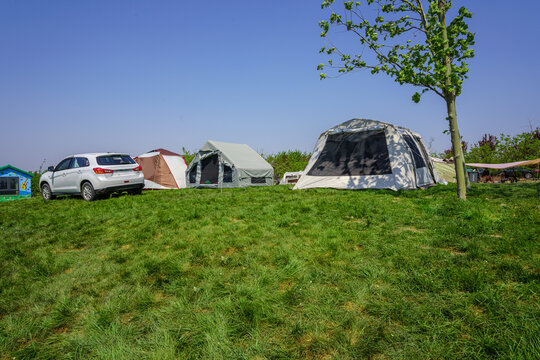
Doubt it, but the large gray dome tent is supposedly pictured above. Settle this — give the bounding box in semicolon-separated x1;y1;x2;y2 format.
186;140;274;188
293;119;440;191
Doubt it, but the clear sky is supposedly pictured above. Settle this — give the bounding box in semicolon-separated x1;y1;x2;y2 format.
1;0;539;171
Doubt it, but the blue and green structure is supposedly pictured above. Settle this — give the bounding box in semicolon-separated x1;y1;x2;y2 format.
0;165;33;201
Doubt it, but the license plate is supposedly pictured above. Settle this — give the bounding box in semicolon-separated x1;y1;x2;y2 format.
114;170;131;176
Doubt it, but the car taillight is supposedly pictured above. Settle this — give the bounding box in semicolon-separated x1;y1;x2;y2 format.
133;165;142;171
93;167;113;174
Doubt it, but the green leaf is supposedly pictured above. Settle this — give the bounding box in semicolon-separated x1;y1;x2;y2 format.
318;1;474;107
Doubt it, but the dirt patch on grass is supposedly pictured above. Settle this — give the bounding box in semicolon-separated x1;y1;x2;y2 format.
154;291;170;302
53;326;69;334
298;333;313;346
319;354;334;360
223;247;236;256
121;313;134;325
398;226;424;233
346;216;366;224
343;301;357;312
441;247;466;255
344;301;365;313
471;305;484;315
54;246;82;254
17;338;32;351
195;307;211;313
279;281;293;292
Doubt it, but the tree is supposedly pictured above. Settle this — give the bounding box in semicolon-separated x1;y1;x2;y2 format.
464;130;540;164
318;0;475;199
496;128;540;163
263;150;312;181
465;134;499;163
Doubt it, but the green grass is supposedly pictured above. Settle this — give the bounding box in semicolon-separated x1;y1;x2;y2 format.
1;183;539;359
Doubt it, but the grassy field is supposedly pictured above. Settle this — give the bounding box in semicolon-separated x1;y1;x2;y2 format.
1;183;539;359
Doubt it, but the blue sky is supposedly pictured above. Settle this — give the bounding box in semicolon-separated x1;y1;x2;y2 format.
1;0;539;171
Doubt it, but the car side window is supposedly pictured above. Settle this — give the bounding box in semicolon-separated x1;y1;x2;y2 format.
71;157;89;169
55;158;72;172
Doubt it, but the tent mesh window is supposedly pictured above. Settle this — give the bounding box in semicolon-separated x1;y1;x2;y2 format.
189;164;198;183
413;135;432;164
200;155;220;184
251;177;266;184
307;131;392;176
0;177;19;195
223;165;233;183
401;133;426;168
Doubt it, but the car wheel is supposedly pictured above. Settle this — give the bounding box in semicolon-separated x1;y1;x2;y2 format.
525;172;532;179
41;183;55;200
129;188;143;195
81;182;96;201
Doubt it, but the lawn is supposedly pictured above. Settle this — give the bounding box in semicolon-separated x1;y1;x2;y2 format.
0;183;539;359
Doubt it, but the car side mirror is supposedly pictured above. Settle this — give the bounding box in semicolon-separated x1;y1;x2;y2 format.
48;166;55;172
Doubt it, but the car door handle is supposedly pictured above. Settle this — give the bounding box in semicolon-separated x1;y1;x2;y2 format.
77;170;82;174
62;173;66;177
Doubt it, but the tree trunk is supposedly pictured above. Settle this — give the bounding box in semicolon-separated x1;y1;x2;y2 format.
446;96;467;200
439;0;467;199
462;148;471;189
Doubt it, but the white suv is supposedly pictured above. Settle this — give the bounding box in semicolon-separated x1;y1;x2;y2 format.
40;153;145;201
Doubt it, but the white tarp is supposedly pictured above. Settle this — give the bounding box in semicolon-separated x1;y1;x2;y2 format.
466;158;540;169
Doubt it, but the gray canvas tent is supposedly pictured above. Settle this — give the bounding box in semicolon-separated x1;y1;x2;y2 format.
186;140;274;188
293;119;440;191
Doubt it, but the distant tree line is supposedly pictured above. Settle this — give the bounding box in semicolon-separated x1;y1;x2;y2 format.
437;128;540;164
262;150;311;181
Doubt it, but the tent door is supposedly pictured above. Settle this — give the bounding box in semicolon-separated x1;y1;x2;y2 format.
413;135;438;184
200;154;220;185
401;133;434;187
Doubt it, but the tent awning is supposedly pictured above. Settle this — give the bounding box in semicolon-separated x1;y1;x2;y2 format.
466;158;540;169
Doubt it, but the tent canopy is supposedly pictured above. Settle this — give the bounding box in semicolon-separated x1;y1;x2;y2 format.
200;140;271;171
135;149;187;189
187;140;273;188
293;119;440;191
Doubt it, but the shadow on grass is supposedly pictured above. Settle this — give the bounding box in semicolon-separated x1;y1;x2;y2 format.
48;192;147;202
466;182;540;199
386;182;540;200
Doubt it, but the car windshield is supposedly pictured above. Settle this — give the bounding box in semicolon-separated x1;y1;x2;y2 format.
96;155;135;165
